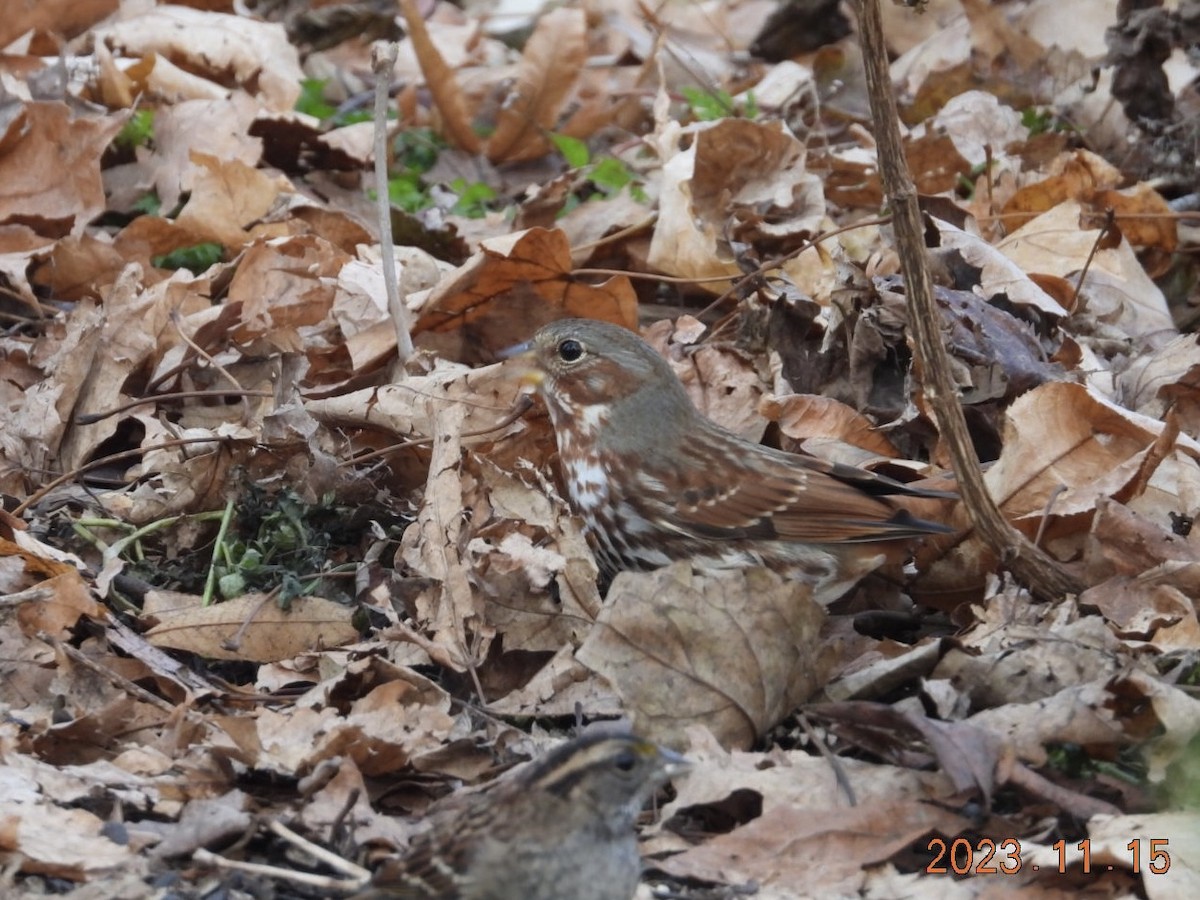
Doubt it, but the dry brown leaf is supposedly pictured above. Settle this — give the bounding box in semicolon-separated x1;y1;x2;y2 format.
486;8;587;163
0;801;133;880
414;227;637;362
398;396;488;671
1094;183;1178;251
399;0;481;154
997;200;1173;338
0;226;55;307
762;393;903;463
1087;813;1200;897
576;564;826;749
649;118;824;286
0;102;125;237
966;674;1146;766
143;591;358;663
15;570;103;638
0;0;116;48
936;610;1124;709
1003;149;1124;228
1118;333;1200;423
985;381;1199;530
174;152;290;248
133;94;265;213
57;267;185;472
657;799;968;896
228;234;349;348
485;643;624;718
96;7;303;111
1082;572;1200;648
931;216;1069;317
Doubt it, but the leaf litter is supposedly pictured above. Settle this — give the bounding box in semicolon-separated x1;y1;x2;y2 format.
1;0;1200;898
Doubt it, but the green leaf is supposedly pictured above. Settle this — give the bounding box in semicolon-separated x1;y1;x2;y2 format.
152;243;223;274
549;132;590;168
394;128;445;173
450;178;498;218
295;78;337;119
590;156;634;193
680;85;756;122
387;172;431;213
114;110;155;149
682;85;734;121
218;571;245;600
131;192;162;216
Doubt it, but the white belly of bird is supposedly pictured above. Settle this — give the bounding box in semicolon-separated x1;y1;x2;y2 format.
564;453;609;513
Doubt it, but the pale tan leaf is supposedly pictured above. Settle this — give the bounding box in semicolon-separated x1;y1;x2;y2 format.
143;592;358;662
577;564;827;749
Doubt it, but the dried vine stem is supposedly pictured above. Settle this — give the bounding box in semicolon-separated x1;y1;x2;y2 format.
856;0;1083;601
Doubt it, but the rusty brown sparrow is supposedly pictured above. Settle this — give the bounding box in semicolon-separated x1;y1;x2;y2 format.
513;318;952;593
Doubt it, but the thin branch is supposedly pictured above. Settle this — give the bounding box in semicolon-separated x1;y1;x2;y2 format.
371;41;413;371
856;0;1084;601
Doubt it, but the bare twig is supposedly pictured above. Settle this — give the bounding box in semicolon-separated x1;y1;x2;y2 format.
13;436;233;517
74;389;272;425
268;820;372;883
371;40;413;371
40;632;177;715
193;847;366;893
856;0;1084;601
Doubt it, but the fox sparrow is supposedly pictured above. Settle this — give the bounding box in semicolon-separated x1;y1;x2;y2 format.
513;318;952;592
355;733;688;900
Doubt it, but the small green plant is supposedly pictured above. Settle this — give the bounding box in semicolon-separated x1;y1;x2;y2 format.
380;128;500;217
450;178;498;218
208;487;353;606
382;130;440;207
547;134;648;208
131;191;162;217
295;78;374;126
681;86;757;122
114;109;155;149
1021;106;1075;136
550;133;590;168
152;242;223;274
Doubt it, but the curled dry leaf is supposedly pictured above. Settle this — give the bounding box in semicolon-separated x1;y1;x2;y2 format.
174;153;291;248
142;591;357;663
997;200;1173;338
414;227;637;363
0;102;125;238
935;587;1125;708
398;397;486;671
485;7;587;163
576;563;827;749
96;6;304;111
762;393;902;465
657;798;969;897
986;381;1200;527
1086;813;1200;895
0;802;133;880
649;117;824;286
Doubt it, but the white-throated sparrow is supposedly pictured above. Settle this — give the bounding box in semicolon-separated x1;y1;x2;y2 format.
355;733;689;900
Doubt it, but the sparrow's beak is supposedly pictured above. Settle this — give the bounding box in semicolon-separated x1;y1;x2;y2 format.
499;340;544;390
657;747;693;780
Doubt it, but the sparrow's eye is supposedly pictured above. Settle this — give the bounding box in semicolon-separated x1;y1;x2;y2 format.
557;339;584;362
613;750;637;772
